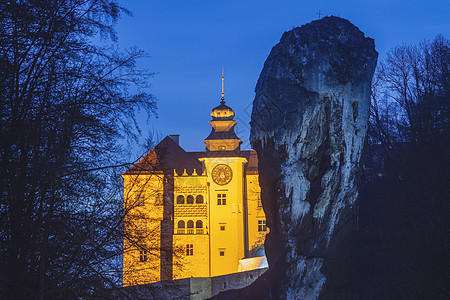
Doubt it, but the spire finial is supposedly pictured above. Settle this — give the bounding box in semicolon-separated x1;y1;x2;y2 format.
221;68;225;104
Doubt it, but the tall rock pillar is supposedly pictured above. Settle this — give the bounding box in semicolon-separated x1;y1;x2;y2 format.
250;17;377;299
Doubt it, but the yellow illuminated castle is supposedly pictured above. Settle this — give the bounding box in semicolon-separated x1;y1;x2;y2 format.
122;78;267;286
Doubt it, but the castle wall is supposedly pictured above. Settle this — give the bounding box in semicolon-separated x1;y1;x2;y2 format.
123;174;165;286
246;174;267;251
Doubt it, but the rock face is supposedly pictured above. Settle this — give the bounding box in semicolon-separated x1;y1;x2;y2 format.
249;17;377;299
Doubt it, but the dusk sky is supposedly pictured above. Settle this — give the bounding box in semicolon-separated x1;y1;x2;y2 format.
115;0;450;153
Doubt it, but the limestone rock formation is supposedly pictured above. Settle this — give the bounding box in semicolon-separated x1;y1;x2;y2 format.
249;17;377;299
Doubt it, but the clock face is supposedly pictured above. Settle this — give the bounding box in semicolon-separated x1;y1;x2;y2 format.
212;164;233;185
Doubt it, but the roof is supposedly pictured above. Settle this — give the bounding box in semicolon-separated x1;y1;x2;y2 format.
123;136;203;175
244;150;259;174
210;102;235;120
123;136;259;176
204;127;241;140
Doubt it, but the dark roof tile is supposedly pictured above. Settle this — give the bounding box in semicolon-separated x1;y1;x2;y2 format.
123;137;259;176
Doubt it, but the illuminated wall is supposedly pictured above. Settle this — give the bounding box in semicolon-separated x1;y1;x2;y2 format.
199;157;248;277
246;174;267;251
172;171;210;279
122;154;268;286
123;174;164;286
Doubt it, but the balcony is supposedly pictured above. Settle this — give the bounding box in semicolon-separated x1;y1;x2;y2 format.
175;228;207;235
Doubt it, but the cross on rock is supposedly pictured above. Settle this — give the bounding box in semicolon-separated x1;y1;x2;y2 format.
316;9;323;19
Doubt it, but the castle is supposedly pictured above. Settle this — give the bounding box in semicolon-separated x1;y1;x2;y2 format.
122;78;267;286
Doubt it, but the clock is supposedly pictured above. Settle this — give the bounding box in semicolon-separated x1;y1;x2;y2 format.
212;164;233;185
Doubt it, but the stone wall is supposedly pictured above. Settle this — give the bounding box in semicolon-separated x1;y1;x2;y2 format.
210;268;267;297
117;268;268;300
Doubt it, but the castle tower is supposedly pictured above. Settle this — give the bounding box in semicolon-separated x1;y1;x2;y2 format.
122;73;267;286
198;74;248;276
203;72;242;152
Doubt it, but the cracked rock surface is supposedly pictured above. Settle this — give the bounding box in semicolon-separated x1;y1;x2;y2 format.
248;16;377;299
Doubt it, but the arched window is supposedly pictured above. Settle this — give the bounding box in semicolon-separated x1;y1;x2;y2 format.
196;195;204;204
177;220;185;234
186;195;194;204
195;220;204;234
186;220;194;234
176;195;185;204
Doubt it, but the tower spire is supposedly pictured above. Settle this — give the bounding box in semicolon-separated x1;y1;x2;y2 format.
221;68;225;104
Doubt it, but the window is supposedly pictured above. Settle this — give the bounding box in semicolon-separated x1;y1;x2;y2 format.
258;220;267;232
219;249;225;256
186;244;193;256
196;220;203;234
196;195;204;204
187;195;194;204
220;225;225;231
217;193;226;205
187;220;194;234
139;250;147;262
176;195;185;204
177;220;185;234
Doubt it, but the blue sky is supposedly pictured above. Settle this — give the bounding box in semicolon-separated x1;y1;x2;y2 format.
115;0;450;152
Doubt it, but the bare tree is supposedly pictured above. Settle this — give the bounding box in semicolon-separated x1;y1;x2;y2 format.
370;35;449;146
357;35;450;299
0;1;157;299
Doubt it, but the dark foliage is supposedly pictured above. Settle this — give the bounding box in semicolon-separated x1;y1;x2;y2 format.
355;35;450;299
0;1;155;299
